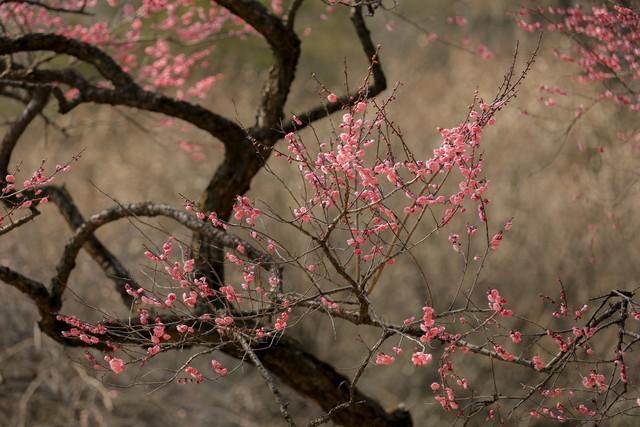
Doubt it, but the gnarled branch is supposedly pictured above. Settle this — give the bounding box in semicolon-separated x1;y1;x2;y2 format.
49;201;280;311
43;186;138;306
0;265;50;308
281;6;387;134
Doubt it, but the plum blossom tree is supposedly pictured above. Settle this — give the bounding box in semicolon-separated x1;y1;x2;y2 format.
2;1;640;426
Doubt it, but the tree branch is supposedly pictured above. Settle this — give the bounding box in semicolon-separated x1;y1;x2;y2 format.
216;0;301;129
281;6;386;134
49;201;280;311
238;334;297;427
43;185;139;306
0;0;92;15
0;265;51;309
0;34;134;88
0;86;49;177
257;336;412;427
0;210;39;235
0;40;248;149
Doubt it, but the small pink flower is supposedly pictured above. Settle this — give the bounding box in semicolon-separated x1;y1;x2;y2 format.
532;355;545;371
577;404;595;416
105;356;125;374
211;359;228;376
411;351;433;366
183;291;198;307
375;353;395;365
185;366;204;383
490;233;503;250
327;93;338;103
165;293;177;307
183;259;195;273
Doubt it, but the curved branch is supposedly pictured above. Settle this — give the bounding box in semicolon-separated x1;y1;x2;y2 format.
0;34;134;88
215;0;292;50
0;87;49;178
257;336;412;427
49;201;280;311
215;0;301;129
281;6;386;134
43;186;138;306
0;265;50;308
0;40;247;148
0;210;39;235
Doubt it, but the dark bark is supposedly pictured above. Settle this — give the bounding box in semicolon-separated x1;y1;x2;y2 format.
259;337;412;427
44;185;138;305
0;87;49;177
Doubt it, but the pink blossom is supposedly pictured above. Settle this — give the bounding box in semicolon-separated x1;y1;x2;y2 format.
165;293;177;307
185;366;204;384
215;316;234;327
577;404;596;416
183;259;195;273
532;355;545;371
411;351;433;366
105;356;125;374
211;359;228;376
177;324;192;333
183;291;198;307
274;311;289;331
487;289;513;317
375;353;395;365
582;371;608;391
493;344;515;361
490;233;503;250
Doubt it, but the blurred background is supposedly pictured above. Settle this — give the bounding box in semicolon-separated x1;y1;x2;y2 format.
2;0;639;425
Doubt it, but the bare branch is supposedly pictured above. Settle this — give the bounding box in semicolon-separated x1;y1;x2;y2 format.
0;265;50;308
238;334;297;427
281;6;386;134
0;87;49;177
216;0;301;129
43;185;139;306
0;34;134;88
0;209;39;235
286;0;306;28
